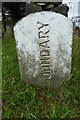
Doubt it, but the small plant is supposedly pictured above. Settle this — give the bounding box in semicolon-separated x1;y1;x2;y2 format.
46;82;53;99
49;105;57;118
60;107;70;118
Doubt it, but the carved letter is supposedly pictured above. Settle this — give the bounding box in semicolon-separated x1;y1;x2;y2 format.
40;57;50;65
39;40;50;48
40;50;50;56
37;21;49;30
38;31;49;38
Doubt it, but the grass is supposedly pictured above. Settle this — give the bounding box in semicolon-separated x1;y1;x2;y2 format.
2;27;80;119
0;39;2;89
0;36;2;119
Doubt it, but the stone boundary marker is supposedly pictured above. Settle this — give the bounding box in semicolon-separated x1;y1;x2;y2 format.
14;11;73;89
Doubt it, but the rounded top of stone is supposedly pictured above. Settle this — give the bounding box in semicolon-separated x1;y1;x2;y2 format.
14;11;72;29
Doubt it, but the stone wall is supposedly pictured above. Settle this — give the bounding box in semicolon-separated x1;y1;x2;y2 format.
25;2;69;17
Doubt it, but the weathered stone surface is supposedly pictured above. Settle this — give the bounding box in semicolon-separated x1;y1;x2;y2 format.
14;11;73;89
